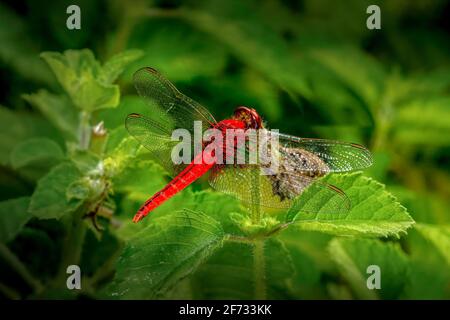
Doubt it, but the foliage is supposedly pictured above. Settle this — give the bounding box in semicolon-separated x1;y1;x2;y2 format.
0;0;449;300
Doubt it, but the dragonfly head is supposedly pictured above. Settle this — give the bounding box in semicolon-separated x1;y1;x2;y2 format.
233;106;263;129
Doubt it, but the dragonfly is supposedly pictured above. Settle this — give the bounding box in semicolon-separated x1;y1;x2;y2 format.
126;67;373;223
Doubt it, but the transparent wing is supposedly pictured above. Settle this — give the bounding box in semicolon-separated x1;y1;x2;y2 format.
208;164;350;214
275;132;373;173
133;67;216;133
125;113;187;177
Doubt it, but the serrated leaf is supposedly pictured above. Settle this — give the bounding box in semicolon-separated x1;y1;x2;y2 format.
99;49;143;84
404;224;450;299
29;162;84;219
0;197;31;243
41;50;120;111
286;172;414;237
105;210;225;299
328;238;409;299
23;90;78;140
187;191;242;235
10;138;64;170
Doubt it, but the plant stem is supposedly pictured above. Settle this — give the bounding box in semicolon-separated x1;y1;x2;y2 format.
253;240;266;300
78;111;91;150
54;209;87;286
0;243;43;293
249;164;267;298
250;166;261;224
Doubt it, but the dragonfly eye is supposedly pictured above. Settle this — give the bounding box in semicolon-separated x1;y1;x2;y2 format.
234;106;263;129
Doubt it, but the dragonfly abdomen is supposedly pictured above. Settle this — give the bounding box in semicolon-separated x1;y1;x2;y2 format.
133;152;215;223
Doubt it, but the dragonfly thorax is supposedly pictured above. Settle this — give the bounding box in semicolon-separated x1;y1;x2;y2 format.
233;106;263;129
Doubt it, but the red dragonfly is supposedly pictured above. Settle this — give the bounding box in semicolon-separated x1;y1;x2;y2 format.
126;67;373;223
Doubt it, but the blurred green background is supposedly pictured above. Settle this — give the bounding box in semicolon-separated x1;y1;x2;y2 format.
0;0;449;299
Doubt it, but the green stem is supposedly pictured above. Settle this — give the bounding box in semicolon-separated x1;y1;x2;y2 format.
54;210;87;286
0;243;43;293
253;240;266;300
250;166;261;224
78;111;91;150
249;163;266;298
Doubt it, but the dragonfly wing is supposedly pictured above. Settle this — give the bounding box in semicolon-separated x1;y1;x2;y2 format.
274;132;373;173
208;164;350;214
125;113;187;177
133;67;216;133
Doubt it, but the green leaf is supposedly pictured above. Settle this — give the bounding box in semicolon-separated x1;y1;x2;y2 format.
28;162;84;219
71;151;102;175
73;75;119;112
10;138;64;180
105;210;225;298
66;179;91;202
22;90;78;141
0;106;61;166
328;238;409;299
41;50;119;111
404;224;450;299
186;238;295;299
187;191;243;235
0;197;31;243
104;135;140;178
286;172;414;237
99;50;143;84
